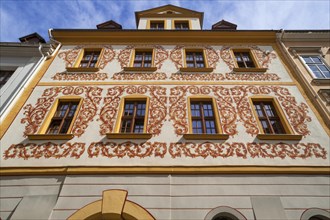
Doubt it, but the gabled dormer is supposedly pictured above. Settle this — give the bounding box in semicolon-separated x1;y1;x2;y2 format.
135;4;204;30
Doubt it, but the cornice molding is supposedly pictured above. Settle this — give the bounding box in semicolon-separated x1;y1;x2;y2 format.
1;166;329;176
52;30;277;44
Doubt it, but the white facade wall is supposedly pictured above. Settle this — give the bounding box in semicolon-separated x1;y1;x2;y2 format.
1;175;329;220
1;41;329;220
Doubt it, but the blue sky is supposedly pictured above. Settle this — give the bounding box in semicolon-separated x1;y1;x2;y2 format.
1;0;329;42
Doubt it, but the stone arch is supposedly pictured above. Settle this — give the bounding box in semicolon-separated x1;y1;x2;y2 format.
67;189;155;220
204;206;247;220
300;208;330;220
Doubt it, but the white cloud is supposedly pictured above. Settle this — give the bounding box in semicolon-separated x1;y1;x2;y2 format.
0;0;329;42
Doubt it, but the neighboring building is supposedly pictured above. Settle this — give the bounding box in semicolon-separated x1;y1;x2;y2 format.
277;30;330;129
0;32;51;118
0;5;329;220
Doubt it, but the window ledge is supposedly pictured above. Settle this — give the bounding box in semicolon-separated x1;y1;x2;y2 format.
183;134;229;140
257;134;303;140
106;133;152;139
311;78;330;85
66;67;99;72
27;134;74;140
233;68;267;73
123;67;157;72
180;67;213;73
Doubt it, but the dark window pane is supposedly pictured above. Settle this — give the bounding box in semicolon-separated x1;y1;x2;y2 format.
254;101;285;134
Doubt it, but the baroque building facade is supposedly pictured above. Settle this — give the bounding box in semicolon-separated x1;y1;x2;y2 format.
0;5;329;220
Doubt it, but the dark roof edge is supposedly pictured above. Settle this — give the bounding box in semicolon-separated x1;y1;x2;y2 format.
51;28;280;32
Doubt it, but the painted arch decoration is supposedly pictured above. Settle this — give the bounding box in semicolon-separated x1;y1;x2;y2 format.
67;189;155;220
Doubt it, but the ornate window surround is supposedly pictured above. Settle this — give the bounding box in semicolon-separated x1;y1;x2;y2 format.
123;48;157;72
27;96;83;140
231;48;267;73
249;96;302;140
184;96;229;140
108;95;152;139
180;48;213;73
66;48;103;72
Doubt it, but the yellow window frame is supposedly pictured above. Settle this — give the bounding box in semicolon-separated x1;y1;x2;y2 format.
73;48;104;68
172;19;191;30
183;48;209;68
185;96;228;140
28;96;83;140
147;19;167;30
249;96;302;140
129;48;155;68
113;95;150;134
231;48;260;69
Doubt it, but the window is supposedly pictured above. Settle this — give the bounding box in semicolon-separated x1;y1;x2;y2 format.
186;51;206;68
150;21;164;30
0;70;14;88
79;50;101;68
318;89;330;105
120;100;146;133
190;101;217;134
253;101;285;134
301;55;330;79
234;51;256;68
174;21;189;30
133;51;153;68
46;101;79;134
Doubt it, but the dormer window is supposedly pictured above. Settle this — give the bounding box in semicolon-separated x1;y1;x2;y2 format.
174;21;189;30
150;21;165;30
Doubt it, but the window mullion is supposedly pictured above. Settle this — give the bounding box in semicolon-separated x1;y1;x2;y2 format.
58;103;71;133
262;102;275;134
131;102;138;133
200;102;207;133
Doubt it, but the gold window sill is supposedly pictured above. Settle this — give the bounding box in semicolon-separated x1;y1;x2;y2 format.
183;134;229;140
257;134;303;140
27;134;74;140
233;67;267;73
66;67;99;72
311;78;330;85
106;133;152;139
180;67;213;73
123;67;157;72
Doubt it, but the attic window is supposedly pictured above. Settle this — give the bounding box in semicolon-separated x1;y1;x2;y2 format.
166;11;173;14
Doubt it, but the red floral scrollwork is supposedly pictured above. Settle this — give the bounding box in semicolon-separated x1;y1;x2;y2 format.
170;45;184;69
225;73;280;81
169;142;327;159
117;45;168;70
88;141;167;158
220;45;277;70
154;45;169;69
111;72;167;80
205;46;220;68
58;45;116;69
99;85;167;136
3;142;85;160
98;46;116;69
21;86;102;137
231;85;311;136
52;72;108;81
169;86;237;136
58;46;82;67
